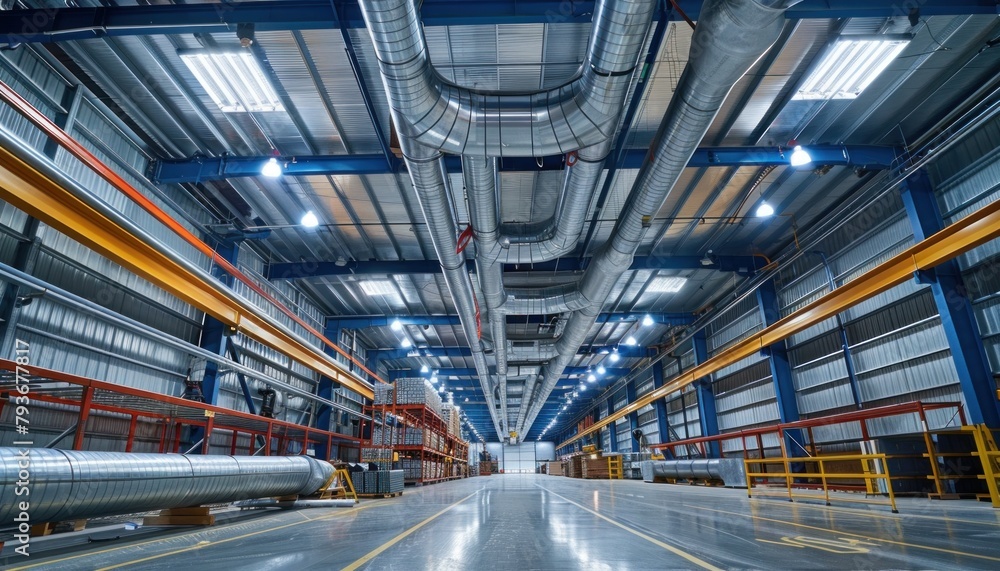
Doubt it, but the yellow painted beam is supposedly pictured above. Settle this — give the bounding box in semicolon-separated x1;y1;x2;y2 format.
559;195;1000;449
0;138;374;399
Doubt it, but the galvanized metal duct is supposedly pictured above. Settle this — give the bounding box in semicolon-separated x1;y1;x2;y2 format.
519;0;791;436
0;449;333;526
464;156;509;430
397;139;505;438
358;0;656;157
492;142;614;265
640;459;747;487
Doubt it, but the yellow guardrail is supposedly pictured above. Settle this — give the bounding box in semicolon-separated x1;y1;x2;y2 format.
745;453;898;513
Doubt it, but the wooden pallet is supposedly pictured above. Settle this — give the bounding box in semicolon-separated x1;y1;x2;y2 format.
357;491;403;498
143;506;214;526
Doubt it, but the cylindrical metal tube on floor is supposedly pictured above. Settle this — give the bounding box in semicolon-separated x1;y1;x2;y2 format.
0;448;334;525
640;459;747;488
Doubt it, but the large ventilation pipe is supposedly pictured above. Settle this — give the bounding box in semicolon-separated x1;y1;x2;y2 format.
0;449;334;526
360;0;655;157
359;0;656;439
519;0;792;436
401;141;504;438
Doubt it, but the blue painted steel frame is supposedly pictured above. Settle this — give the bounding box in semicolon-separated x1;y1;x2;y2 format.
1;2;994;42
606;399;618;452
267;255;759;280
198;239;240;407
370;345;658;360
152;146;902;184
328;312;693;329
315;323;342;456
650;364;671;448
756;279;807;455
901;169;1000;427
692;331;721;457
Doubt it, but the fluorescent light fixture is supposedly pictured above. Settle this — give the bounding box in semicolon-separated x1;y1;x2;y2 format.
609;350;620;363
300;210;319;227
420;364;429;373
755;201;775;218
359;280;396;296
624;336;637;346
793;36;910;101
179;50;284;113
400;338;412;348
261;157;282;178
587;374;597;383
647;276;687;293
789;145;812;167
597;366;606;375
642;314;654;327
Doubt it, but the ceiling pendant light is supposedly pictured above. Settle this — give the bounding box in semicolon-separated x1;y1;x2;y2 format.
624;336;637;346
755;201;775;218
789;145;812;167
261;157;282;178
609;349;620;363
642;314;654;327
300;210;319;228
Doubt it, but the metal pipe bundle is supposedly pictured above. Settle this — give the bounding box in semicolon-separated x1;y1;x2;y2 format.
0;448;334;525
640;459;747;488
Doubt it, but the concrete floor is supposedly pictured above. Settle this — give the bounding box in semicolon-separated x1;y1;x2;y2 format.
5;474;1000;570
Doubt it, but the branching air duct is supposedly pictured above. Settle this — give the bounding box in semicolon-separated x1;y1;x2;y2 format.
519;0;794;436
360;0;655;157
359;0;656;439
0;449;334;527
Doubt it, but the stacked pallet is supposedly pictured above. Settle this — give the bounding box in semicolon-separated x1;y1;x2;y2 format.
567;456;583;478
374;383;394;405
440;404;462;437
547;461;565;476
361;447;393;469
394;378;444;417
582;458;610;479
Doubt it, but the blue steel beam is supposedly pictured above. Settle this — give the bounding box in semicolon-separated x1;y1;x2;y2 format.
152;145;902;184
756;279;807;456
370;345;658;360
267;255;758;280
901;170;1000;427
0;2;995;41
327;312;693;329
388;367;632;378
692;331;721;458
650;364;671;448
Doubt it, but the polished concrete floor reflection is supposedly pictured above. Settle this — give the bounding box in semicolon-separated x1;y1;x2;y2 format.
6;474;1000;570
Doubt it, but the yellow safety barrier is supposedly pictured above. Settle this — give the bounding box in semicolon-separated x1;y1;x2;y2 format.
745;453;898;513
971;425;1000;508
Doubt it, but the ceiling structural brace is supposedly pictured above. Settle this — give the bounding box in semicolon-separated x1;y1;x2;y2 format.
516;0;799;438
358;0;658;440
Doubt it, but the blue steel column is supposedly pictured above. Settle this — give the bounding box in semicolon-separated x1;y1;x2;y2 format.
315;322;343;457
901;169;1000;427
606;399;618;452
756;280;807;455
692;331;721;457
651;363;671;447
198;240;240;406
625;382;641;453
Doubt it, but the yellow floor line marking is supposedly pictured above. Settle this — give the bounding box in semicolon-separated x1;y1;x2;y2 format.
538;486;722;571
7;502;385;571
694;506;1000;563
341;490;481;571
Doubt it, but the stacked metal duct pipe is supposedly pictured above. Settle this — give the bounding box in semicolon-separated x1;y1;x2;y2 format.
0;449;334;526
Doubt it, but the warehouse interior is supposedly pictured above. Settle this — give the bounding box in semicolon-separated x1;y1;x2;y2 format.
2;0;1000;568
